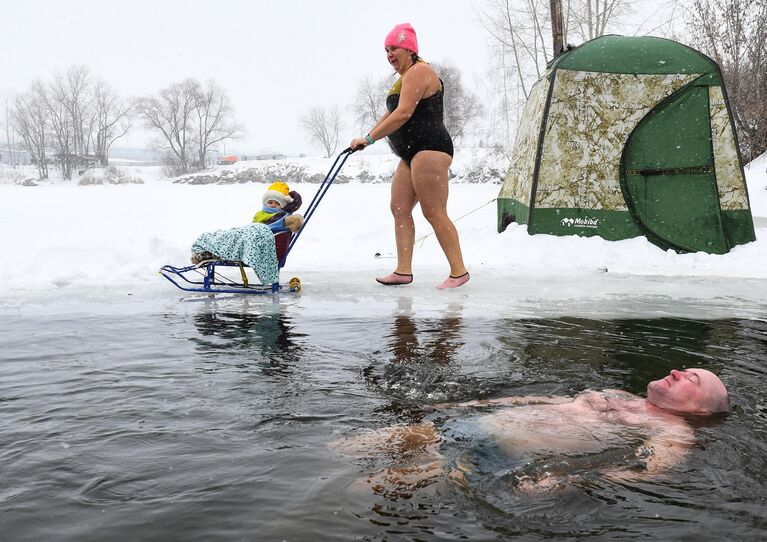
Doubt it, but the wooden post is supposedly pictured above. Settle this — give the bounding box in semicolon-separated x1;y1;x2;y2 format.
550;0;564;59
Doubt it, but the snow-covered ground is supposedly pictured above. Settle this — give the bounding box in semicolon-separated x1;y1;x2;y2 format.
2;149;766;319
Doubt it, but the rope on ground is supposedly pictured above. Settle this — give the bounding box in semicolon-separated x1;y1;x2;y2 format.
415;197;497;248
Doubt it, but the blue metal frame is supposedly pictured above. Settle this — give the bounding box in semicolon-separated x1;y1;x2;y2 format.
159;261;289;294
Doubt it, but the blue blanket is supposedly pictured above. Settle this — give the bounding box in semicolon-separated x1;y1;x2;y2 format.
191;223;279;285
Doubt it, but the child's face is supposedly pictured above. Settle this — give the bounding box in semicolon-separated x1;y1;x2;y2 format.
266;199;283;209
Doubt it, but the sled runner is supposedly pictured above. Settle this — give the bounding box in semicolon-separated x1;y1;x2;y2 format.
160;148;352;294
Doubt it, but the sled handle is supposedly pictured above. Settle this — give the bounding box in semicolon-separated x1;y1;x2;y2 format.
282;148;353;264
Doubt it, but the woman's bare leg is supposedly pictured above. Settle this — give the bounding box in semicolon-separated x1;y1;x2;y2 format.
411;151;468;278
389;160;418;275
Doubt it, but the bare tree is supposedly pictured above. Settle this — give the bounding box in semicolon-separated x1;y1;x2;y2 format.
685;0;767;162
136;79;199;175
43;78;78;180
477;0;638;100
569;0;633;41
477;0;677;154
43;67;131;171
477;44;526;156
431;61;484;143
478;0;553;102
49;66;95;175
475;0;555;154
299;105;342;158
1;89;18;167
194;80;243;169
137;79;242;175
351;75;392;134
12;86;49;179
90;80;131;167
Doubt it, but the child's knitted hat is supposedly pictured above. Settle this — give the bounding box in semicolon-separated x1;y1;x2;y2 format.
384;23;418;54
262;181;293;208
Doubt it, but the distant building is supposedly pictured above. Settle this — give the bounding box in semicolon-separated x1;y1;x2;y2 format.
218;155;238;165
0;146;31;166
108;146;165;166
242;153;287;161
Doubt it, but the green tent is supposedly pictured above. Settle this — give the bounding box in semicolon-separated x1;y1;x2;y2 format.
497;35;755;254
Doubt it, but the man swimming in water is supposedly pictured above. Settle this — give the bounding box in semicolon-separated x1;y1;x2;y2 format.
331;368;729;496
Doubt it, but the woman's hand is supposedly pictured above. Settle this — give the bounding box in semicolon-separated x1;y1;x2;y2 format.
350;137;369;151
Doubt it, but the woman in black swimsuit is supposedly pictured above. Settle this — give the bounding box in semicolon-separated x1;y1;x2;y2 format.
350;23;469;290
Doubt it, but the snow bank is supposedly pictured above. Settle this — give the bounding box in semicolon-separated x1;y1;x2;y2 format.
1;148;766;318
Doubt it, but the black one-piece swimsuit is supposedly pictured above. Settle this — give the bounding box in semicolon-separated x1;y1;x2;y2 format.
385;80;454;166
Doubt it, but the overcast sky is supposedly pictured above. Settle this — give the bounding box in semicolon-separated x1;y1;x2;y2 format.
1;0;493;156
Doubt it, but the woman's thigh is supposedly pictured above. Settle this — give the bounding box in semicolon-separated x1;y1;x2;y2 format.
391;159;418;215
411;151;453;210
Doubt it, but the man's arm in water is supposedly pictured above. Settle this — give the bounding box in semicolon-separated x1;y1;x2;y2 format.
601;427;695;483
437;395;573;408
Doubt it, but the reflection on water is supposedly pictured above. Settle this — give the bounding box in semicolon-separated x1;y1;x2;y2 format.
189;297;306;376
387;297;465;365
362;298;507;409
363;297;464;410
0;300;765;541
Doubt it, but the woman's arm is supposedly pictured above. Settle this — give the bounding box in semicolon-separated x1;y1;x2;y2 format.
350;63;435;150
350;110;391;150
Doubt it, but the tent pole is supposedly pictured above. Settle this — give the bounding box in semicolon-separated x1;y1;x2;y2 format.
549;0;564;59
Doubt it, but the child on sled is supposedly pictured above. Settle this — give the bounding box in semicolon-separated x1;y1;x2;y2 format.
190;182;304;275
253;181;304;233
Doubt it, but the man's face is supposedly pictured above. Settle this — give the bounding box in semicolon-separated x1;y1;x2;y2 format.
647;368;728;414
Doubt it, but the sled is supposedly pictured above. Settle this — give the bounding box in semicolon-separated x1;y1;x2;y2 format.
159;231;301;294
160;148;352;294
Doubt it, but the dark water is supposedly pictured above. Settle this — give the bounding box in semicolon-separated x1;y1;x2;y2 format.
2;298;766;541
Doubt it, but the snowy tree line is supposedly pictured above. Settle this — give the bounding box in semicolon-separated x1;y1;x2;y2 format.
2;68;242;179
7;66;131;180
1;0;764;179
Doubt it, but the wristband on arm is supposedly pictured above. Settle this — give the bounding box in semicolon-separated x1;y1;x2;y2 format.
365;134;375;145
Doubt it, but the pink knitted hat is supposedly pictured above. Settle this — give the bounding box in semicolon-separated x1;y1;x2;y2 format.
384;23;418;54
